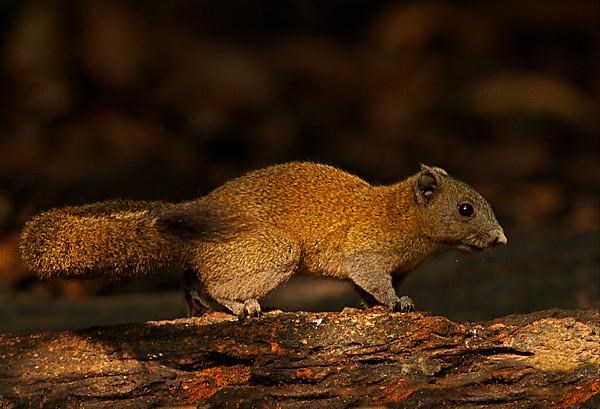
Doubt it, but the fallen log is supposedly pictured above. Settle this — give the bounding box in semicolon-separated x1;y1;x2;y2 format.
0;308;598;408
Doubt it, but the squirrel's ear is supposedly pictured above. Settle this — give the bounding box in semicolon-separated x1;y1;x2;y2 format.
419;164;448;176
414;164;446;205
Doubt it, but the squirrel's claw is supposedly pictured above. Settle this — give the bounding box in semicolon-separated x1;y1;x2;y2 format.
237;299;262;319
392;296;415;313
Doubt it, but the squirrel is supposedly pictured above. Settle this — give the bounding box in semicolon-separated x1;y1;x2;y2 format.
19;162;507;318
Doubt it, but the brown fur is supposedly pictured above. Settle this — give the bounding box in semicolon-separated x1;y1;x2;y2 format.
19;162;507;317
19;201;182;279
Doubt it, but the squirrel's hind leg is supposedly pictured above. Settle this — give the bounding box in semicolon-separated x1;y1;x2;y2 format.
218;299;262;319
195;228;301;319
183;269;213;317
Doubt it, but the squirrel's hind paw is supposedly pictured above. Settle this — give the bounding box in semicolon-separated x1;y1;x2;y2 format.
238;299;262;319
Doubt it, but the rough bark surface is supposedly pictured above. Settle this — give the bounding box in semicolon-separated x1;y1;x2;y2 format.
0;308;598;408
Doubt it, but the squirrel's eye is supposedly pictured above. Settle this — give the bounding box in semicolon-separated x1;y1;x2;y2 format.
458;202;474;217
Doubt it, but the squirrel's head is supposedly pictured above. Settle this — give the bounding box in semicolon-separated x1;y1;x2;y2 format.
413;164;507;252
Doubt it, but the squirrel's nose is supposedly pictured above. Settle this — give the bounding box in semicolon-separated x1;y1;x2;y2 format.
491;229;508;246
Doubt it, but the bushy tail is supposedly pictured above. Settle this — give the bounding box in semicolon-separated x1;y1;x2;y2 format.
19;200;185;279
19;199;247;280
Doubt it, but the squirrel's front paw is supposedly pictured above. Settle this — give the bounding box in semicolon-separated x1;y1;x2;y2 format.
391;296;415;313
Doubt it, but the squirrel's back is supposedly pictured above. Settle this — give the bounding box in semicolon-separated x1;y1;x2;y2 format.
199;162;388;240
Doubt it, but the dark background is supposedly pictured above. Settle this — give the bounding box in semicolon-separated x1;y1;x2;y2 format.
0;0;598;331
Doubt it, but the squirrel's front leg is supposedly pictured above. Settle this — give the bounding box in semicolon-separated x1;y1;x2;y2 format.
345;253;414;312
392;273;415;312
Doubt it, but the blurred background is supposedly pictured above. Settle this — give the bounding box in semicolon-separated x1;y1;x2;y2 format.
0;0;598;332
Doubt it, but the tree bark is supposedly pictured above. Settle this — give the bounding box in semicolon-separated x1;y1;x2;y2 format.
0;308;598;408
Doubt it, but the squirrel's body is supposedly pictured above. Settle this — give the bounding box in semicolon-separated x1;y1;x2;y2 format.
20;162;507;317
199;162;433;278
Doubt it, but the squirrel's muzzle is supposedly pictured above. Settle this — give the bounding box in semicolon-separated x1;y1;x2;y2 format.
490;229;508;246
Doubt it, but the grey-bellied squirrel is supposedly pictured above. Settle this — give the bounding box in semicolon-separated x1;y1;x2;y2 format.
19;162;507;318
